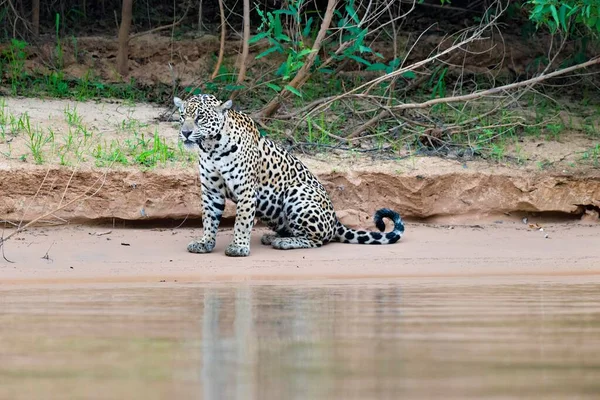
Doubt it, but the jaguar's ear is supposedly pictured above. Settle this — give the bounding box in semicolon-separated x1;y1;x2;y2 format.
173;97;185;111
217;99;233;114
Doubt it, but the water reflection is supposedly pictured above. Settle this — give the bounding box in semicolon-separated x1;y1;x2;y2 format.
1;279;599;399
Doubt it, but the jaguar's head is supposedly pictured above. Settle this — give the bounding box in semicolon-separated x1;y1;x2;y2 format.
173;94;233;150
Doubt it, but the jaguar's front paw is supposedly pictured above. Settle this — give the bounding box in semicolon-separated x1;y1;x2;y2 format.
225;243;250;257
187;239;215;254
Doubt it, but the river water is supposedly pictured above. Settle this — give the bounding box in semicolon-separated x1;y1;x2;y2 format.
1;277;599;399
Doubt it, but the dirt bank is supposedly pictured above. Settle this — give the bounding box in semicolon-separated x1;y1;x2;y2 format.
2;161;600;225
8;31;595;88
1;97;599;225
1;223;599;285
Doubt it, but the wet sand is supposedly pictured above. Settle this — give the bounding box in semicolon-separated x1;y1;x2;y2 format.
1;222;599;284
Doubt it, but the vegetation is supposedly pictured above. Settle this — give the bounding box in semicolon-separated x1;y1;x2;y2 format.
0;0;599;166
0;98;194;168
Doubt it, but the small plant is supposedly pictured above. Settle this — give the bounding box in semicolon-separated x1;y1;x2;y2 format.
54;13;64;69
545;122;565;140
134;131;176;167
22;114;54;165
527;0;600;34
0;99;8;142
93;140;129;167
64;105;82;127
120;117;148;134
2;39;28;94
582;143;600;166
64;105;93;140
305;114;334;145
490;142;506;161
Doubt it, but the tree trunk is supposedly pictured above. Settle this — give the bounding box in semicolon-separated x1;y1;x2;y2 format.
236;0;250;83
116;0;134;76
32;0;40;36
197;0;204;33
211;0;226;79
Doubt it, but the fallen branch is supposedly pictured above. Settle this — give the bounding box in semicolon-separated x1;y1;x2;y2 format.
305;3;507;119
347;109;390;139
389;56;600;112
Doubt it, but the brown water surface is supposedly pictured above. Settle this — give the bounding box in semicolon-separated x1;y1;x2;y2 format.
1;277;599;399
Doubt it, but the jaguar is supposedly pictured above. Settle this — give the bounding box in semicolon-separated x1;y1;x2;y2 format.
174;94;405;257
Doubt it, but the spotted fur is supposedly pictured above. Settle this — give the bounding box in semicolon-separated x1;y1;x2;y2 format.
174;94;405;257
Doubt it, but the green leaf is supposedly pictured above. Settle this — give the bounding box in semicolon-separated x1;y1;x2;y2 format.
285;85;303;97
302;17;313;37
273;9;295;16
273;14;283;37
550;5;560;30
345;4;360;24
265;83;282;92
558;4;569;31
359;45;372;53
566;5;577;17
402;71;416;79
249;32;270;44
255;46;280;59
365;63;387;71
347;54;371;66
389;58;401;69
255;5;264;19
275;33;292;42
275;62;288;77
297;48;316;58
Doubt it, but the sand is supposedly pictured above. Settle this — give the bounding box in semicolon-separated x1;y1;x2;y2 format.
1;221;599;285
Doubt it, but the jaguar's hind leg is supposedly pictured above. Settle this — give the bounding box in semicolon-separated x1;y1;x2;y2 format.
260;229;292;245
271;237;323;250
260;218;292;245
261;233;279;245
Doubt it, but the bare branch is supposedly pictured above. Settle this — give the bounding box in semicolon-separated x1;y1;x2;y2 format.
389;57;600;112
211;0;227;80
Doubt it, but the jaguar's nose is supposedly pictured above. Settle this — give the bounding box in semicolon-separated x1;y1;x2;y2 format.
181;130;193;139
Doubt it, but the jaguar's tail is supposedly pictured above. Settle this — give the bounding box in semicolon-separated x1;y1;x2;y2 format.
334;208;405;245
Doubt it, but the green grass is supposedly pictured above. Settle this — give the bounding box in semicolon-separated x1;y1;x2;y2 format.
0;102;193;169
582;143;600;167
0;36;168;102
2;32;600;165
